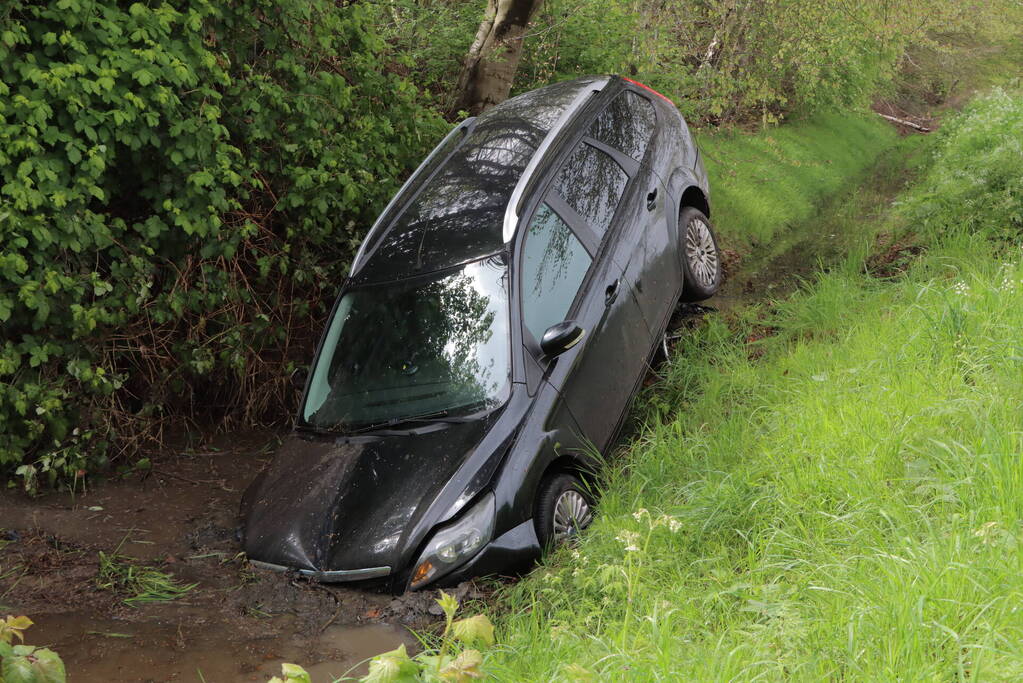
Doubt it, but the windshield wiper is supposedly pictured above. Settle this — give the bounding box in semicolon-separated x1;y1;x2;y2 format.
342;407;483;435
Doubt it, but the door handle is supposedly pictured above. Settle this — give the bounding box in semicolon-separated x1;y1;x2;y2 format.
646;187;658;210
605;279;620;305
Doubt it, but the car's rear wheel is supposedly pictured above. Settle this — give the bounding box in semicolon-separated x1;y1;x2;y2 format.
535;473;593;549
680;206;722;301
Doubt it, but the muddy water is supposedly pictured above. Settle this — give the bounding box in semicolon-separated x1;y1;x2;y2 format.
30;613;412;682
0;431;453;682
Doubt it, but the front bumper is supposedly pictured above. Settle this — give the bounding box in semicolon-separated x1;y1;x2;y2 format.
248;518;542;591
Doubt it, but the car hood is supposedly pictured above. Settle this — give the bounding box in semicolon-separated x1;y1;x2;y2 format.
240;418;495;573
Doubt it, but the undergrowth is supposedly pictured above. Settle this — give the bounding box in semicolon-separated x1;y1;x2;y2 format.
486;89;1023;681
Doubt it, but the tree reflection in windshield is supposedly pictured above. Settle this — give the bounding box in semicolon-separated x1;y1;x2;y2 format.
303;257;510;430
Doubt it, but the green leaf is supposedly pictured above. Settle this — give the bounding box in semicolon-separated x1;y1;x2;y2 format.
436;591;459;622
0;615;33;644
362;644;418;683
450;615;495;647
278;662;311;683
2;645;66;683
438;649;484;682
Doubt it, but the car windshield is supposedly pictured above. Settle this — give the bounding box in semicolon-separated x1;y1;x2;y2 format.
302;257;510;430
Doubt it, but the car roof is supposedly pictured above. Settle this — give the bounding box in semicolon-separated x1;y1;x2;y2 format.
351;76;612;283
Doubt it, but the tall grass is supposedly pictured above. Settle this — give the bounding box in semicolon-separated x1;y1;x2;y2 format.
487;91;1023;681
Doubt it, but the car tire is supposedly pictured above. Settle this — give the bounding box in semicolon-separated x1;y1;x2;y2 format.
679;206;722;302
535;473;594;550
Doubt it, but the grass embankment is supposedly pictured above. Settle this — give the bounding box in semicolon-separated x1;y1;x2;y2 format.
697;113;897;249
488;91;1023;680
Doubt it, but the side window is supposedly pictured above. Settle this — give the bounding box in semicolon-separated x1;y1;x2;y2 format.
520;203;592;341
554;143;628;239
587;91;656;162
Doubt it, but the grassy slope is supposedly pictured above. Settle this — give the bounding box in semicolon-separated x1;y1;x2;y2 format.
698;113;897;249
486;91;1023;681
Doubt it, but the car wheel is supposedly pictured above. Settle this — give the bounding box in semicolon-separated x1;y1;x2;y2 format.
679;206;722;302
535;473;594;549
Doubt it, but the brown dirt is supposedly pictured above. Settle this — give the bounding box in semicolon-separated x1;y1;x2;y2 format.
865;232;925;278
0;430;487;682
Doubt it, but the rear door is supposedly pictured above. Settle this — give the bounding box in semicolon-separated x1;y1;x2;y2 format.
585;89;680;334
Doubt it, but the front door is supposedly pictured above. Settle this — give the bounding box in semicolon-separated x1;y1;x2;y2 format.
517;141;652;453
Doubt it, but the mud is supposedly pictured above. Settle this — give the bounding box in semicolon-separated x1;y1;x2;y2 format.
0;431;485;682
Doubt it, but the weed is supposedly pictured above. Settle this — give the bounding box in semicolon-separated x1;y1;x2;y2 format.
96;552;196;606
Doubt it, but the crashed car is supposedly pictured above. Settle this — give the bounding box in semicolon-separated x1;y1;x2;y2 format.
240;75;722;592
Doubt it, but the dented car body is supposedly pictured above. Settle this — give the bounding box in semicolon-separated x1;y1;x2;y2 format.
240;75;721;592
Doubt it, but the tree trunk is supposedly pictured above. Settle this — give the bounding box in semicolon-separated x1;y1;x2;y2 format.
453;0;544;115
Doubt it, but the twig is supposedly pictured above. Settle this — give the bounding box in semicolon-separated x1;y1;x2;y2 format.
876;112;932;132
152;469;235;492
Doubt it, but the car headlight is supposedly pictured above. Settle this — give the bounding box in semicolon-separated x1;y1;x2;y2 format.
410;493;495;589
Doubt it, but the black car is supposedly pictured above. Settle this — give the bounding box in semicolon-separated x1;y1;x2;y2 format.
241;75;722;592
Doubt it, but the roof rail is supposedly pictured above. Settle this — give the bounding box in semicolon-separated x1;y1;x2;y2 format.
501;77;610;243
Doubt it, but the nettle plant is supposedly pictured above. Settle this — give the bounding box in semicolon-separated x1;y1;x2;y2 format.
0;615;66;683
266;591;496;682
0;0;445;488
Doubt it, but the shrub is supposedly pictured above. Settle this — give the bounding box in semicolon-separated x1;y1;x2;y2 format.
0;0;446;487
898;88;1023;242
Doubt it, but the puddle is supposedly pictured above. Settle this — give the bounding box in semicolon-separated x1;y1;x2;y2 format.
27;612;414;682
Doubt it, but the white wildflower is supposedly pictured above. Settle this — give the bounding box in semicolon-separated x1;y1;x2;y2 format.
1000;273;1019;293
615;530;641;552
632;508;649;522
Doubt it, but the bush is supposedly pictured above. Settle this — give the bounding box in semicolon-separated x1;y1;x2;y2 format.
898;88;1023;242
0;0;446;487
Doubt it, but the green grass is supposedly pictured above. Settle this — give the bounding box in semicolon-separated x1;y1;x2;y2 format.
96;552;196;606
486;91;1023;681
698;113;898;249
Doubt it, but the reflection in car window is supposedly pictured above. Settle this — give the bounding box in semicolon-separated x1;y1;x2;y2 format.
363;79;601;282
369;126;467;245
587;91;656;162
302;257;510;429
554;143;628;239
520;204;592;342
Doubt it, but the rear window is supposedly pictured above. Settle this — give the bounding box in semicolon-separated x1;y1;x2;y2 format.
587;91;656;162
554;143;628;239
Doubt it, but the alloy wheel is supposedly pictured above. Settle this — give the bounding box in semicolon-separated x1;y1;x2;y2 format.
552;490;592;543
685;217;719;288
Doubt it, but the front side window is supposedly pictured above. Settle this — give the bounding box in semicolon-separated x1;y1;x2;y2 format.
520;203;592;341
554;143;628;239
587;91;656;162
303;257;510;430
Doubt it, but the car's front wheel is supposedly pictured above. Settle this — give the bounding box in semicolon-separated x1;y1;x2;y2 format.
535;473;593;549
679;206;722;301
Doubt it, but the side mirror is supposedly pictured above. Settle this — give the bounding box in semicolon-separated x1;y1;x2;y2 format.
540;321;585;358
290;366;309;389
